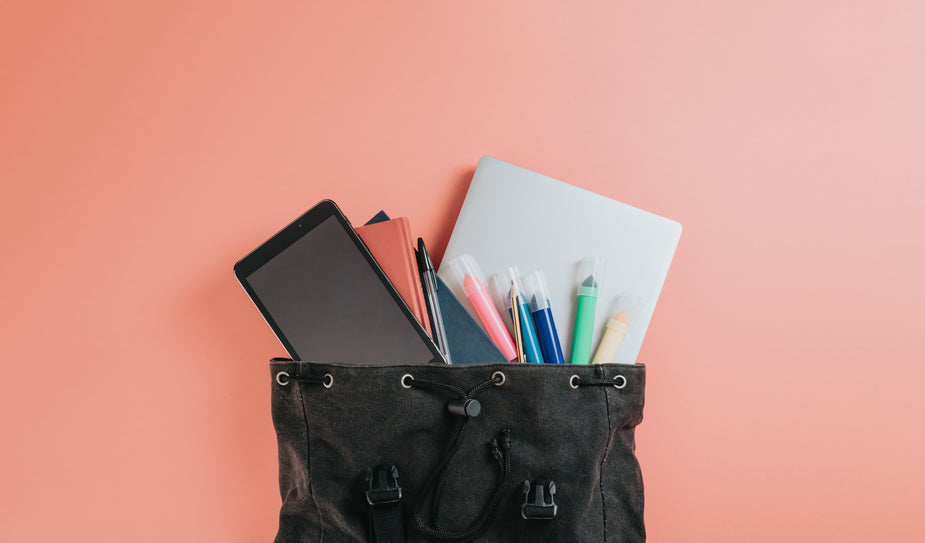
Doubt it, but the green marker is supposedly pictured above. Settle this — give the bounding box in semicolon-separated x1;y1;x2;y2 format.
569;257;605;364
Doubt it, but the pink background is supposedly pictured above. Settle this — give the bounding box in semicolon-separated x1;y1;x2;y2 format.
2;1;924;541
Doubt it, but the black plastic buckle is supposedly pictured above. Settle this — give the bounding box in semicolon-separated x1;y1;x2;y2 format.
521;479;557;520
366;464;402;505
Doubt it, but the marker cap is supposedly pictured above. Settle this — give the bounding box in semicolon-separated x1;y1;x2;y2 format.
501;267;526;295
575;257;605;297
446;254;487;297
489;274;514;311
604;293;643;333
522;270;552;312
490;267;526;317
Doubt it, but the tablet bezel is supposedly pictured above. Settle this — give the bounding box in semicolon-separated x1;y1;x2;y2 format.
234;199;446;364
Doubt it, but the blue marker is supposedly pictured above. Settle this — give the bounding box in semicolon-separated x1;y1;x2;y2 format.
522;270;566;364
490;268;545;364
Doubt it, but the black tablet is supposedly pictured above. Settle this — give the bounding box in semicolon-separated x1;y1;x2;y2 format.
234;200;446;364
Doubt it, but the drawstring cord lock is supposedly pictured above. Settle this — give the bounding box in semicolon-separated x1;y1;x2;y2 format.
447;398;481;418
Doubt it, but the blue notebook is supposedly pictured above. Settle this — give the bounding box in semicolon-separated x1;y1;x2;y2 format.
365;212;505;364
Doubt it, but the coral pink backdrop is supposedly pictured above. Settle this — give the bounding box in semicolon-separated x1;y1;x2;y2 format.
2;1;923;541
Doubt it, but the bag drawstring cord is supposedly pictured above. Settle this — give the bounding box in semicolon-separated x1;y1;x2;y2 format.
406;374;512;543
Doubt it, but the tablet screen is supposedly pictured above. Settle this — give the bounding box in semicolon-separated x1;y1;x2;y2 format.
242;213;439;363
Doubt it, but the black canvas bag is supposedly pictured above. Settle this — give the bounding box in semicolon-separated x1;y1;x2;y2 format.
269;359;646;542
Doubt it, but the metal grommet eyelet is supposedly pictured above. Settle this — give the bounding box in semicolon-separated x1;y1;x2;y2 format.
401;374;414;389
492;371;505;386
322;373;334;388
276;371;290;386
569;375;580;389
613;375;627;389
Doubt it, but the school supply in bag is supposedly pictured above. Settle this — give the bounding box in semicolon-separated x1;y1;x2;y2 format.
416;238;451;362
444;254;518;361
521;270;567;365
234;200;444;364
364;211;506;365
439;156;682;365
355;217;432;336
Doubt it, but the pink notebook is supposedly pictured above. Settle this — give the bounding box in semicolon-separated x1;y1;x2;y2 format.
355;217;432;336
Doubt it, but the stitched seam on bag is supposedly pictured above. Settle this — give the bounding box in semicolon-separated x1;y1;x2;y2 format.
598;365;614;542
296;374;325;543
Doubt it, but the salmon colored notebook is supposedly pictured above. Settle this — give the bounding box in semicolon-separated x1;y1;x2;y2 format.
355;217;432;336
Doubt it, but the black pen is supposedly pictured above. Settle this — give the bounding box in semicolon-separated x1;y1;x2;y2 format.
416;238;451;364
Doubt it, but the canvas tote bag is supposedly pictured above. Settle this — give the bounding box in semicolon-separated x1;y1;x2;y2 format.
269;359;645;542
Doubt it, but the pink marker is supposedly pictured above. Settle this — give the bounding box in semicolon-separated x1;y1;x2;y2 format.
446;254;517;361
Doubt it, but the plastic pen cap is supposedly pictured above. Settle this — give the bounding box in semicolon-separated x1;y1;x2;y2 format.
575;257;605;297
489;274;514;311
446;254;487;297
501;267;526;295
522;270;552;312
605;293;643;329
490;267;526;311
